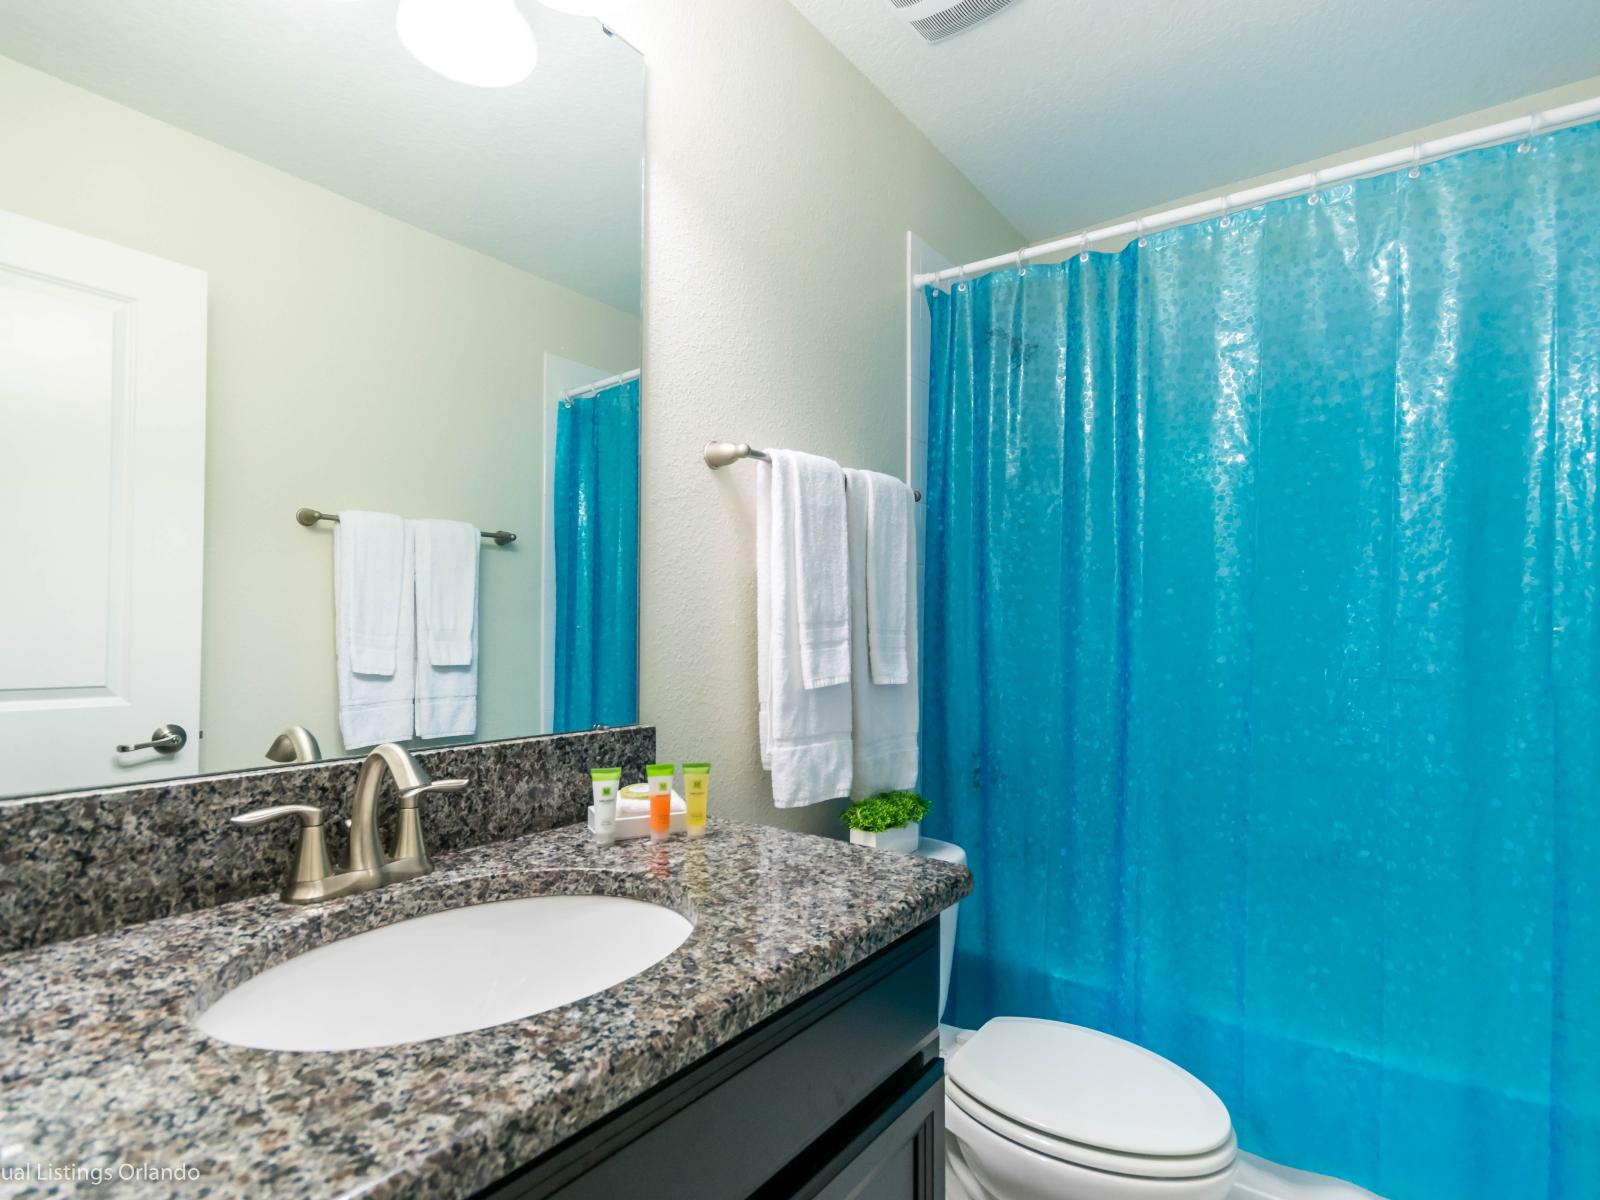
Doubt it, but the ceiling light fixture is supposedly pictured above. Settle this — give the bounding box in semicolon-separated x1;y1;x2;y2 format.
395;0;538;88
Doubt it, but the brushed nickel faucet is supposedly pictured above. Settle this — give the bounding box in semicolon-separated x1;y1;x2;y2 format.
233;743;468;904
265;725;322;764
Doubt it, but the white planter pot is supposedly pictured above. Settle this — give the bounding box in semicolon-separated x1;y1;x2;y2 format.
849;821;920;855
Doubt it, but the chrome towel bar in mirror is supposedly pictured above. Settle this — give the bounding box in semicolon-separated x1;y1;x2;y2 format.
295;508;517;545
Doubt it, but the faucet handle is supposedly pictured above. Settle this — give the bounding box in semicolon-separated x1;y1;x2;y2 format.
400;777;469;802
231;805;336;904
386;778;467;883
232;804;325;828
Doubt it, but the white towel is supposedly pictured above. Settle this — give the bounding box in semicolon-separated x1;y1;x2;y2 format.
413;522;478;739
414;519;479;666
758;449;853;807
858;470;913;685
845;469;919;799
616;788;688;818
335;511;408;676
335;513;415;747
776;450;851;689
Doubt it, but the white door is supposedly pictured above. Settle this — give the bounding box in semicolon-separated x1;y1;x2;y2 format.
0;210;207;795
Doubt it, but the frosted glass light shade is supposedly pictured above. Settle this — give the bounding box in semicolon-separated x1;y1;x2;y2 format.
396;0;538;88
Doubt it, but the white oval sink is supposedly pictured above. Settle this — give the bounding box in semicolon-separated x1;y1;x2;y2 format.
196;895;692;1052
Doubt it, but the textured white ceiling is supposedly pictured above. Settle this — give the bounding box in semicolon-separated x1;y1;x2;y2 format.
0;0;642;312
786;0;1600;243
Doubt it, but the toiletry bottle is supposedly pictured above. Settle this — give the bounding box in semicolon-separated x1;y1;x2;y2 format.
646;763;675;842
683;763;710;838
591;768;621;845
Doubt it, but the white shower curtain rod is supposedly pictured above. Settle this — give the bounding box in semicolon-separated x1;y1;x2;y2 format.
562;367;640;401
914;95;1600;289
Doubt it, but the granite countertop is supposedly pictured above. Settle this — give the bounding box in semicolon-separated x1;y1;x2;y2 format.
0;821;971;1199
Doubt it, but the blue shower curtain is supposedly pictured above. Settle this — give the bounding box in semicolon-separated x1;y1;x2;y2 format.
553;376;639;732
922;124;1600;1200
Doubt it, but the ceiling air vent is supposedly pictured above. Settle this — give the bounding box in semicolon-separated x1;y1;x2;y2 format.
890;0;1019;44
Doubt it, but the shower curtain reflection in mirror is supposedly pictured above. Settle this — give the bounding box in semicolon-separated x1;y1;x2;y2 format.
552;374;640;733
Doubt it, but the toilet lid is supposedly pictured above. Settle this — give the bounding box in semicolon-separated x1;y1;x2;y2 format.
947;1018;1232;1159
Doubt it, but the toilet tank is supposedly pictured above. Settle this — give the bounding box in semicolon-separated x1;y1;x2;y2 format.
913;838;966;1023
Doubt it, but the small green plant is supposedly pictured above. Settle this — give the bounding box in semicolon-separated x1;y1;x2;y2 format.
840;790;930;833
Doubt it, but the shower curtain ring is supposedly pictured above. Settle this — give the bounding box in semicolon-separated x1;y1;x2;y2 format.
1409;145;1422;179
1079;231;1091;262
1014;250;1026;276
1519;113;1542;153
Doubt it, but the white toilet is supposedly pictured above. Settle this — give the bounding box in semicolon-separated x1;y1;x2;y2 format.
916;838;1379;1200
917;836;1236;1200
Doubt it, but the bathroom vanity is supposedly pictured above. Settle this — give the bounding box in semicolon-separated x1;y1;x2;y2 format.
0;820;969;1198
489;909;945;1200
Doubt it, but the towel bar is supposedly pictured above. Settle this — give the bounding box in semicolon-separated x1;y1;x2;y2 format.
295;508;517;545
702;442;922;502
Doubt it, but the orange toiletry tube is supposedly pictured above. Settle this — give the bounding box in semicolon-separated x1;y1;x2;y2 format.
646;763;675;842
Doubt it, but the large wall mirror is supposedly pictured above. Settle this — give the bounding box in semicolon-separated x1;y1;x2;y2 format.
0;0;643;797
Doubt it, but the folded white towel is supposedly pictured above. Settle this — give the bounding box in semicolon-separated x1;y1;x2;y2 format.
336;511;408;676
759;449;853;807
414;520;478;741
414;519;479;667
335;514;415;747
775;449;851;689
858;470;913;685
845;469;919;799
616;788;688;817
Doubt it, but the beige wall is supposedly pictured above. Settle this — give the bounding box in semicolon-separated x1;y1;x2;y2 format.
0;56;641;771
605;0;1022;835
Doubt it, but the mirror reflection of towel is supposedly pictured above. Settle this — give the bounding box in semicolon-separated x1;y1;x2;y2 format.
334;511;415;747
413;519;479;739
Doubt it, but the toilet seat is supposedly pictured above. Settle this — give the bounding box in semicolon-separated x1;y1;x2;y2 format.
946;1018;1236;1182
949;1079;1238;1179
946;1099;1237;1200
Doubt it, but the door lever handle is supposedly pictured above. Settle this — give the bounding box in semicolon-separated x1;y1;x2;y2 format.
116;724;188;754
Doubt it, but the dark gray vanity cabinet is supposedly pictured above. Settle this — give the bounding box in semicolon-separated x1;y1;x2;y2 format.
479;921;944;1200
788;1059;943;1200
